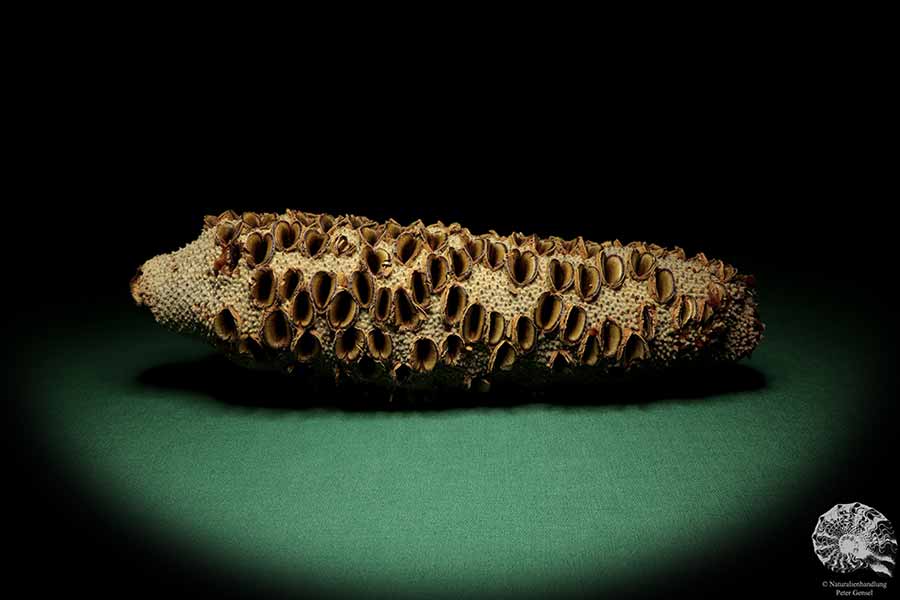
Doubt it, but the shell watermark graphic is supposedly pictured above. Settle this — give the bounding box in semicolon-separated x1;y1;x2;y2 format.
813;503;897;577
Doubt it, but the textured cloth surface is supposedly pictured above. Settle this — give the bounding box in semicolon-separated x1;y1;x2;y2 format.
23;289;869;597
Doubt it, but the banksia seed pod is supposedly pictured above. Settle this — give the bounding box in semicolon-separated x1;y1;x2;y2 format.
442;334;465;365
273;220;301;251
244;232;273;268
132;210;764;392
278;268;303;302
486;311;506;346
250;267;277;309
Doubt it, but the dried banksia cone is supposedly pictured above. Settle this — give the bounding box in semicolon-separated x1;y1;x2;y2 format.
133;210;764;392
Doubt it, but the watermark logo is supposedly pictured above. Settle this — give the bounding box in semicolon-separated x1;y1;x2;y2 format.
812;502;897;577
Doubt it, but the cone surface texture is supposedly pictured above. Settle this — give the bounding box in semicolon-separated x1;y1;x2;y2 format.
132;210;764;391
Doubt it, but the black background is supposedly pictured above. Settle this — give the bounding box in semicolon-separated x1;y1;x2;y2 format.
5;25;897;599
